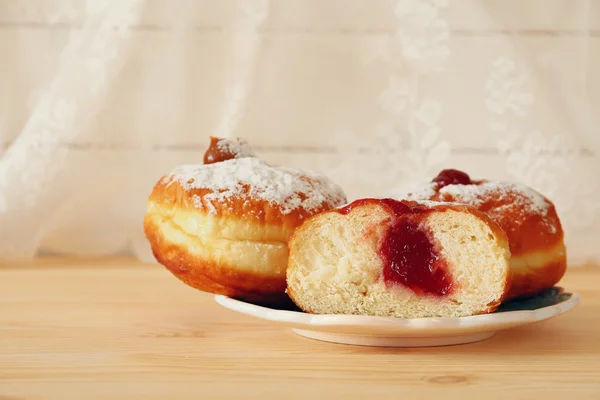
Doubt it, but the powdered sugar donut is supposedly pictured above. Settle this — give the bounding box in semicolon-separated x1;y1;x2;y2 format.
390;169;566;299
144;137;347;304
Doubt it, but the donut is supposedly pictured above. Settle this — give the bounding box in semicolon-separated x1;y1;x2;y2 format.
389;169;567;299
144;136;347;304
286;198;511;318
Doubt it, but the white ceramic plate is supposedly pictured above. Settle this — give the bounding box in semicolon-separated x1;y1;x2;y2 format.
215;287;580;347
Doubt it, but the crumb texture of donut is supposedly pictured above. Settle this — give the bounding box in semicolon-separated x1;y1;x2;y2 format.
286;198;511;319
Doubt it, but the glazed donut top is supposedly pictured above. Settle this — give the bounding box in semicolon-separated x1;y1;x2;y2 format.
157;137;347;220
390;169;563;254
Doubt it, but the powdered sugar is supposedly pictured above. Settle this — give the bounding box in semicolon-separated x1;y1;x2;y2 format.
166;157;346;215
192;193;216;214
191;194;202;209
391;179;556;231
440;182;550;216
216;137;255;159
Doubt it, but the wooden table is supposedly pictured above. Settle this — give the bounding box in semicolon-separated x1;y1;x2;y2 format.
1;258;599;399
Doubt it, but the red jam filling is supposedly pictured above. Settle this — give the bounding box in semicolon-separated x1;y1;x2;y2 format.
338;198;453;296
432;169;472;188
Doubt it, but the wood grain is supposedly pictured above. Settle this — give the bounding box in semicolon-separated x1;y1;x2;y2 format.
1;258;599;400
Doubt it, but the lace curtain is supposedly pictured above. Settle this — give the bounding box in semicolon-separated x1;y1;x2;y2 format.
0;0;598;265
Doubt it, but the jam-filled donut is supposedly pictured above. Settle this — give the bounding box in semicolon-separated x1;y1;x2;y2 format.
390;169;567;299
144;136;347;304
286;198;511;318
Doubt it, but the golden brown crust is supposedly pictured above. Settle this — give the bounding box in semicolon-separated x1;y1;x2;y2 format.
431;180;565;257
507;253;567;299
144;149;347;304
144;213;290;304
432;187;565;299
149;174;344;231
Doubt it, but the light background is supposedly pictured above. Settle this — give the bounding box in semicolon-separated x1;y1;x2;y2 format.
0;0;598;265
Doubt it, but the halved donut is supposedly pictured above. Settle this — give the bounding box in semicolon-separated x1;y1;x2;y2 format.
286;198;511;318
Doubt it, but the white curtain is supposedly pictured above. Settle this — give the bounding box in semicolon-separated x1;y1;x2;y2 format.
1;0;598;265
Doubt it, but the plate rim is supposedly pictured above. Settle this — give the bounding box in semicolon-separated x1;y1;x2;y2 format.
214;291;580;330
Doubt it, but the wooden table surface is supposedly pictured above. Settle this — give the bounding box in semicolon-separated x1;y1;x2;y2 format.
1;258;599;400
